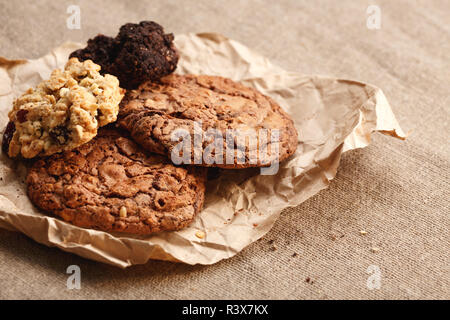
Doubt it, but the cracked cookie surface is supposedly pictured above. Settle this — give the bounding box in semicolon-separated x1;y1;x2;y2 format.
4;58;124;158
26;128;207;235
118;74;298;168
70;21;178;89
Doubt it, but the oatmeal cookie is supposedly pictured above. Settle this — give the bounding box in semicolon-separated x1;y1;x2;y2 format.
26;128;206;235
118;74;298;168
70;21;178;89
3;58;124;158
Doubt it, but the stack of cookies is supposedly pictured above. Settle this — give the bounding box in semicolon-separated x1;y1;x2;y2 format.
2;21;298;235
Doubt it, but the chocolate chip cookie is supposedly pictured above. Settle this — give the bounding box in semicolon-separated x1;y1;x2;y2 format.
118;74;298;169
26;128;206;235
70;21;178;89
3;58;124;159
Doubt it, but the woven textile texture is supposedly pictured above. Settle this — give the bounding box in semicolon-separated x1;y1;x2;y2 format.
0;0;448;299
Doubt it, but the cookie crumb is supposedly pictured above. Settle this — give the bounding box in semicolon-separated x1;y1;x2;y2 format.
305;277;315;284
371;247;380;253
119;206;127;218
360;230;368;235
195;231;205;239
270;245;277;251
292;252;298;257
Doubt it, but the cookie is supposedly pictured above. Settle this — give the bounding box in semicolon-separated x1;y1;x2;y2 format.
3;58;124;159
68;35;115;74
70;21;179;89
26;128;207;235
118;74;298;169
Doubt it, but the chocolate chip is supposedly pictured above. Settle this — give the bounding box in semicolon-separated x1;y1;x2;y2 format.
157;198;165;207
16;109;29;123
49;126;69;145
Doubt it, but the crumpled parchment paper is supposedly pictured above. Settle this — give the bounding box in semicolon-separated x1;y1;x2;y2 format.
0;33;405;268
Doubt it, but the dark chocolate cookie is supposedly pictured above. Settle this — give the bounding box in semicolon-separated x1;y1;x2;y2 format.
69;35;116;73
118;74;298;169
26;128;206;235
70;21;179;89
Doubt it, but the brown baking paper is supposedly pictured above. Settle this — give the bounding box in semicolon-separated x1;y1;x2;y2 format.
0;33;405;268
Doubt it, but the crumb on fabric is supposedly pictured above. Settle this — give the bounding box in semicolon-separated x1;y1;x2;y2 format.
305;277;314;284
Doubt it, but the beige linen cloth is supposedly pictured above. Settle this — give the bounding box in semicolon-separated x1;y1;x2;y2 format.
0;0;448;299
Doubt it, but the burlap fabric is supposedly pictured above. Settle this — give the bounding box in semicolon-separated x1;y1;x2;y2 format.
0;0;448;299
